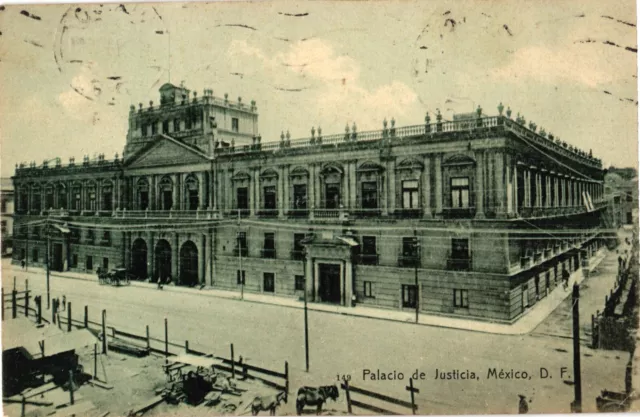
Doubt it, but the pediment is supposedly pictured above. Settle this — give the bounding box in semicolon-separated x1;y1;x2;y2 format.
126;136;209;169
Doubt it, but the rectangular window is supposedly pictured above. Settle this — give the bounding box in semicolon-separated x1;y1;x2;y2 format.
232;117;239;132
237;270;246;285
361;182;378;209
325;184;340;209
293;184;307;210
188;189;199;211
162;190;173;210
360;236;377;265
141;123;148;137
102;231;111;246
32;248;38;262
295;275;305;291
236;232;248;256
87;229;95;244
237;187;249;210
402;180;419;209
402;237;418;257
73;189;81;210
102;191;113;211
454;289;469;308
263;233;275;258
162;120;169;134
45;192;54;210
364;281;374;298
263;272;275;293
151;122;158;135
86;256;93;271
174;119;180;132
293;233;305;260
451;177;470;208
451;238;469;258
264;186;277;210
0;200;5;213
402;284;417;308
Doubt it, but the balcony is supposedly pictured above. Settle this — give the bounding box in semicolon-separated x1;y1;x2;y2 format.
291;249;305;261
288;209;309;218
261;248;276;259
313;209;341;218
351;209;382;218
447;255;472;271
232;247;248;257
356;253;379;266
442;207;475;219
398;254;420;268
115;209;221;219
394;208;422;219
257;209;278;218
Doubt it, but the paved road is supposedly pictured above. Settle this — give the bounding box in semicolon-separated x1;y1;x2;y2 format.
2;255;629;415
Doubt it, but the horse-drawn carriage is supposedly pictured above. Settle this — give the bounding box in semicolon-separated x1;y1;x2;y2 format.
97;267;131;287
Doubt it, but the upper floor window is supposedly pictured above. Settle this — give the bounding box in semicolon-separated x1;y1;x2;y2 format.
174;119;180;132
162;120;169;134
361;182;378;209
1;199;6;213
293;184;307;210
325;184;340;209
151;122;158;135
72;187;81;210
141;123;148;137
237;187;248;210
451;177;470;208
402;236;419;258
264;186;276;210
402;180;419;209
232;117;239;132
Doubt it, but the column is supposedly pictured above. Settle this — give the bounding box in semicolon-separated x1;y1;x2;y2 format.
172;174;178;211
523;170;529;207
422;155;432;218
96;181;102;212
494;152;505;216
278;165;285;218
226;169;233;213
198;235;205;285
113;177;119;210
535;172;541;207
512;162;518;215
344;259;353;308
283;165;290;215
309;164;316;211
388;159;396;214
209;168;215;210
435;154;443;215
475;151;485;219
349;161;357;210
148;232;155;280
198;172;206;209
172;234;179;282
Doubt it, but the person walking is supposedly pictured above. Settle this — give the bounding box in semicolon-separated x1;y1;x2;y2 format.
562;268;570;290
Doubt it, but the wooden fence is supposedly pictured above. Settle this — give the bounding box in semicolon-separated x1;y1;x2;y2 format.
341;378;419;415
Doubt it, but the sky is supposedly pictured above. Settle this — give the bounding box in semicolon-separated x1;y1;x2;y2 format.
0;0;637;177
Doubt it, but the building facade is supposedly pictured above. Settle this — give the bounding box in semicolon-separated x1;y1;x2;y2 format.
1;178;14;256
11;84;608;322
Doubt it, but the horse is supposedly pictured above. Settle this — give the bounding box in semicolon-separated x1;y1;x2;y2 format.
246;391;287;416
296;385;339;415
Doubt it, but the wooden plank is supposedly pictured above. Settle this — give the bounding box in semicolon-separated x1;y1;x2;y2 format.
350;399;401;415
113;328;148;342
243;363;286;379
129;395;165;415
347;385;414;409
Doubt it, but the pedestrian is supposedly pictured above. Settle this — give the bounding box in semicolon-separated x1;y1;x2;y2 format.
562;268;570;290
518;395;529;414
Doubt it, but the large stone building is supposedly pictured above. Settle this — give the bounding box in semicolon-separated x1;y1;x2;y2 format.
1;178;15;256
11;83;608;322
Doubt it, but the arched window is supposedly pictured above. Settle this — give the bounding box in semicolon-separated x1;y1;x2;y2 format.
85;182;97;212
101;180;113;211
31;185;41;213
184;175;199;211
71;183;82;211
57;183;67;210
159;176;173;210
44;184;54;210
137;178;150;210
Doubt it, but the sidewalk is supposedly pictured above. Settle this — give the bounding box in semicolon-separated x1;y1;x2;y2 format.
3;250;608;335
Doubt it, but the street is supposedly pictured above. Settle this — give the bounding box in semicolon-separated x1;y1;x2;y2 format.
1;245;630;415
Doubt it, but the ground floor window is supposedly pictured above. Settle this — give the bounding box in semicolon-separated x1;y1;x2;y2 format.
295;275;305;291
32;248;38;263
237;270;245;285
86;256;93;271
364;281;374;298
402;284;417;308
71;254;78;268
263;272;275;293
453;289;469;308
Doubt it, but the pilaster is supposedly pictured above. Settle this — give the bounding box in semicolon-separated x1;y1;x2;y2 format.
475;151;485;219
422;155;432;218
435;154;443;216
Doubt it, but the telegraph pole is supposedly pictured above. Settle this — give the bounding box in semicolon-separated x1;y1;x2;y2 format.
571;283;582;413
237;210;244;300
414;229;419;324
46;219;51;309
303;249;310;372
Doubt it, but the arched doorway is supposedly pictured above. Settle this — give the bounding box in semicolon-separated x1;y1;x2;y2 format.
131;239;148;280
179;241;198;286
155;239;172;283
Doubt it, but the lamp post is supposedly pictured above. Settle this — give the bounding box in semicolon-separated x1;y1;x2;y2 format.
413;230;420;324
45;219;51;309
237;210;244;300
302;247;310;372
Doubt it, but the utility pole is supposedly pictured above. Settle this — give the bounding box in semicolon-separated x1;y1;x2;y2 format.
46;220;50;309
414;229;419;324
237;210;244;300
25;222;29;272
571;283;582;413
303;249;310;372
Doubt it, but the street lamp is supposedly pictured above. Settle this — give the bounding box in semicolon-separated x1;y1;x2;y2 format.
302;246;310;372
413;230;420;324
237;210;244;300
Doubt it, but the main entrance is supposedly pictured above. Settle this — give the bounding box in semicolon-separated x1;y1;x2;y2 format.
318;263;341;304
131;239;148;280
155;239;172;283
179;241;198;286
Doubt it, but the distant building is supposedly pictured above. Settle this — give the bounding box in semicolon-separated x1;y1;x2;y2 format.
11;84;608;322
1;178;14;256
605;171;638;227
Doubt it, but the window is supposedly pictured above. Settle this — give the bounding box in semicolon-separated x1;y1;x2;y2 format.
0;199;5;213
295;275;305;291
264;186;277;210
151;122;158;135
173;119;180;132
32;248;39;262
72;187;81;210
626;193;633;202
402;180;419;209
86;256;93;271
139;190;149;210
293;233;305;260
364;281;374;298
361;236;377;265
188;189;199;211
162;120;169;134
141;123;148;137
236;232;248;256
361;182;378;209
293;184;307;210
325;184;340;209
1;220;6;234
402;284;417;308
103;257;109;270
71;254;78;268
70;229;81;244
45;189;54;210
451;177;470;208
263;233;275;258
454;289;469;308
237;187;249;210
402;237;418;257
58;188;67;209
263;272;275;293
102;188;113;211
102;231;111;246
232;117;239;132
87;228;95;244
237;270;246;285
451;238;469;258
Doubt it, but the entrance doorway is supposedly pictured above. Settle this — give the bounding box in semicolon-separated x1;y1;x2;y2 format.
131;239;148;280
52;243;63;272
155;239;172;283
179;241;198;286
318;263;341;304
